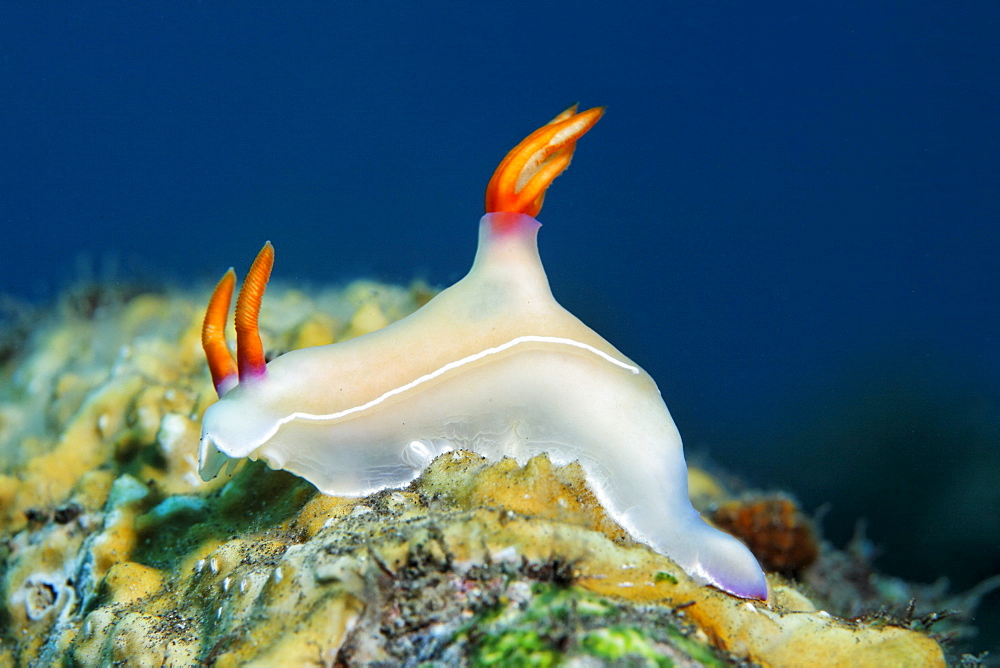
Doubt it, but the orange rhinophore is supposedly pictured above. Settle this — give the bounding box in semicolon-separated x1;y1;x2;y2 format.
201;242;273;397
485;105;604;218
202;268;238;395
234;241;274;384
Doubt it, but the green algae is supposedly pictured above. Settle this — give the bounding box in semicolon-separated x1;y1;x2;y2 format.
131;463;314;570
464;582;726;667
655;571;679;585
475;629;558;667
582;626;674;666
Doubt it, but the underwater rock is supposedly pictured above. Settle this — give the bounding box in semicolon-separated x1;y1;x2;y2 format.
709;494;820;575
0;280;964;665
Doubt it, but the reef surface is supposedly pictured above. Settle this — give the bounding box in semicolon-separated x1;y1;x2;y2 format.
0;279;981;665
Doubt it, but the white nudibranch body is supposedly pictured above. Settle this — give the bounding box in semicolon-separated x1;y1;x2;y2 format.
199;212;768;601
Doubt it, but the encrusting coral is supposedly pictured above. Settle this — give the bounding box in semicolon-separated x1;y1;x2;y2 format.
0;277;975;666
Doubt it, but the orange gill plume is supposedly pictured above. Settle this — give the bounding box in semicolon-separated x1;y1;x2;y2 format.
484;105;604;218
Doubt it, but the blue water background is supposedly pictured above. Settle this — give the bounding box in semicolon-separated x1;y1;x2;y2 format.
2;2;998;647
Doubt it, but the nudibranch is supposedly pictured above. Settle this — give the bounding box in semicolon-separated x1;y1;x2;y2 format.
199;106;768;600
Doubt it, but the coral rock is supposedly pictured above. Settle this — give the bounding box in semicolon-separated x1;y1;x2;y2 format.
0;283;950;665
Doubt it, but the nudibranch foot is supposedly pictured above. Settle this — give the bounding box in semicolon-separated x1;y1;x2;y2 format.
199;107;768;601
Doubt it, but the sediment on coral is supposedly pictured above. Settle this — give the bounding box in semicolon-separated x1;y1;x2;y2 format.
0;279;973;665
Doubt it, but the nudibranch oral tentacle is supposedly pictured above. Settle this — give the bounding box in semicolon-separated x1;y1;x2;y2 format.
199;107;769;601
